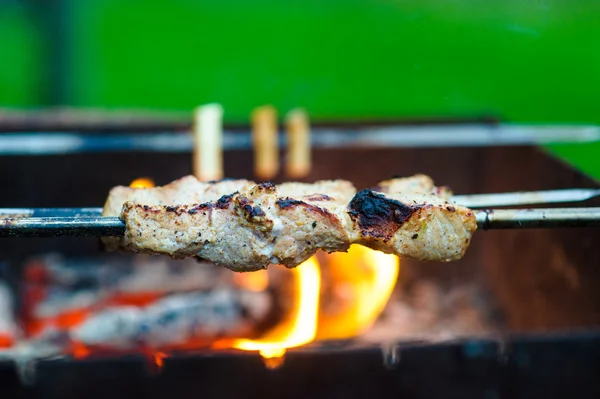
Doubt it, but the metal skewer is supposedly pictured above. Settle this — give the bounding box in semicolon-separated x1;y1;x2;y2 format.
0;217;125;237
0;208;599;237
453;188;600;208
475;208;600;230
0;186;598;220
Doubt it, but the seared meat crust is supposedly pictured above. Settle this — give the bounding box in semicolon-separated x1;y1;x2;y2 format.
103;175;476;271
348;190;475;261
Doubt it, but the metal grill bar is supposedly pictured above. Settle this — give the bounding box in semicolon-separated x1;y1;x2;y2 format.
0;124;597;155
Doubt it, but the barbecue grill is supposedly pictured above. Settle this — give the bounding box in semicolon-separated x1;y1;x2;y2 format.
0;115;599;398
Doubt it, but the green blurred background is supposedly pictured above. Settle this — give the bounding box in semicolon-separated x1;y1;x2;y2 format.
0;0;598;177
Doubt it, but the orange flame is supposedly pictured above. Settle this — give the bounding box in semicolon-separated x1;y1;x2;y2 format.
232;257;320;362
129;177;155;188
317;245;400;339
229;246;399;363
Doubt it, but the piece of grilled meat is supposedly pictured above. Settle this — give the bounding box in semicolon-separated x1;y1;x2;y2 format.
102;175;476;271
102;177;255;251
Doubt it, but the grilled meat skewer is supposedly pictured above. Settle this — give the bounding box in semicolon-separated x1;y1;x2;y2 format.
102;175;476;271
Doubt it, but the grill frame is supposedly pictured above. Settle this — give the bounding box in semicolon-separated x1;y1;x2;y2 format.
0;137;599;397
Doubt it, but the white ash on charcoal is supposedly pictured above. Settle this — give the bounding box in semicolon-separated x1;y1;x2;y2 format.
71;289;270;348
0;289;271;367
21;254;274;347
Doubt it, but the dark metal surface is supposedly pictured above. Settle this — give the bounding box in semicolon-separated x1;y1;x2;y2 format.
1;332;599;399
